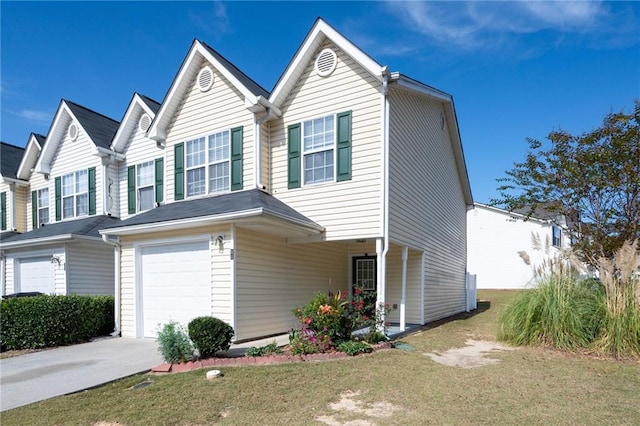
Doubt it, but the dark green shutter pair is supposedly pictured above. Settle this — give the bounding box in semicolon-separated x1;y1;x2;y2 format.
287;111;352;189
127;158;164;214
53;167;96;221
0;192;6;231
174;126;243;200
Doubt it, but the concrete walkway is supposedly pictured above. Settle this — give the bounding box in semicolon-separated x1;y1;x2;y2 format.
0;337;162;412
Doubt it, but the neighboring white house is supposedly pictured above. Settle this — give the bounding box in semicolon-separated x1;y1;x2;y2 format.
100;18;474;341
0;100;120;296
467;202;571;289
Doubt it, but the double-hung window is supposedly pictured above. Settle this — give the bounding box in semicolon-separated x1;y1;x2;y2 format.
37;188;49;225
303;115;335;185
552;225;562;248
136;161;155;211
62;170;88;219
186;130;230;197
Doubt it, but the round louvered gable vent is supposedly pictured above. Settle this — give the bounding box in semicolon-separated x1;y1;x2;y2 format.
68;123;78;141
139;113;151;132
315;49;337;77
197;66;214;92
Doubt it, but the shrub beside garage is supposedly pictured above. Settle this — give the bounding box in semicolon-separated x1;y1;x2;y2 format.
0;294;114;350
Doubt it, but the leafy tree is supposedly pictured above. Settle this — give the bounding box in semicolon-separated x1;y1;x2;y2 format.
494;100;639;265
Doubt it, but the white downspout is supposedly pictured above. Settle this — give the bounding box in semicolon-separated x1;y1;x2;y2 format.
102;234;121;336
378;67;391;332
400;245;408;331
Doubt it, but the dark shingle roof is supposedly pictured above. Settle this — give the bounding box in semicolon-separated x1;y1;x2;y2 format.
65;101;120;149
0;142;25;179
138;94;161;114
0;215;120;244
0;231;20;241
200;41;270;99
33;133;47;148
102;189;319;230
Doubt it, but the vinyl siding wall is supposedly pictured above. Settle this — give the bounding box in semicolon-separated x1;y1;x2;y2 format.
270;41;383;240
117;111;165;219
164;59;255;203
66;242;115;295
14;186;28;232
235;228;348;340
118;225;232;338
385;245;423;324
27;172;47;231
388;87;467;323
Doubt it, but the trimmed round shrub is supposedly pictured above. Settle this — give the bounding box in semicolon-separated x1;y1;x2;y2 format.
187;316;234;358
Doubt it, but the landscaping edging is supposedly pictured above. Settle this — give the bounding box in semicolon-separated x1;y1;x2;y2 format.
151;342;393;373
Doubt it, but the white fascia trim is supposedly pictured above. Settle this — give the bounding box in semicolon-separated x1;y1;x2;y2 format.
1;177;29;187
473;202;549;224
390;73;452;103
93;146;126;161
100;208;324;236
443;102;474;206
35;102;72;174
245;96;281;117
111;94;156;152
0;234;103;250
270;19;384;107
17;135;43;180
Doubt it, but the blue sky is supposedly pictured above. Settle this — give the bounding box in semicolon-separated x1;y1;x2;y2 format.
2;1;638;203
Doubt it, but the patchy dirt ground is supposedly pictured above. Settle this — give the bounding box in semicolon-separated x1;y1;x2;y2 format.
316;390;405;426
424;339;516;368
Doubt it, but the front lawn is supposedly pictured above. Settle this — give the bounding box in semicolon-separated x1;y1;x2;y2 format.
2;290;638;425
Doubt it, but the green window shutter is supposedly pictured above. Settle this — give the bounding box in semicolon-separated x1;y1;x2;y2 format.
174;143;184;200
55;177;62;221
31;191;37;229
287;123;301;189
88;167;96;215
127;165;136;214
1;192;7;231
336;111;352;182
230;126;243;191
155;157;164;203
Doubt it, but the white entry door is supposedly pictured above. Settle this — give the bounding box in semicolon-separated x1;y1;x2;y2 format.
18;256;55;294
139;240;211;338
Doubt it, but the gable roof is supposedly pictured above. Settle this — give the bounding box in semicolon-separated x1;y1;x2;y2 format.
101;189;323;237
111;93;161;153
0;215;120;248
147;39;274;141
270;17;384;108
0;142;25;180
36;100;120;174
16;133;46;181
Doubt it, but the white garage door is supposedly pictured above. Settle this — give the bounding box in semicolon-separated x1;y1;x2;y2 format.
18;257;55;294
140;241;211;338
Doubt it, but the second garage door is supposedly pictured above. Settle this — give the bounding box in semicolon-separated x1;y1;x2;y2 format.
18;256;55;294
140;240;211;338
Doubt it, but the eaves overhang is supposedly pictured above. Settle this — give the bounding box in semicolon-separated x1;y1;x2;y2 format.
0;234;104;250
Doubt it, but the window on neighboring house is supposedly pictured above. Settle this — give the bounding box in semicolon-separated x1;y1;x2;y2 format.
303;115;335;185
186;130;230;197
37;188;49;225
552;225;562;248
62;170;88;219
136;161;155;211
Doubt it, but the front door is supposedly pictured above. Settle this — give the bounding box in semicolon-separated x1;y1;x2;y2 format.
352;256;377;292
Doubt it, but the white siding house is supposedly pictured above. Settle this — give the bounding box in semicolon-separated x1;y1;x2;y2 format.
101;18;473;341
0;100;120;296
467;203;572;289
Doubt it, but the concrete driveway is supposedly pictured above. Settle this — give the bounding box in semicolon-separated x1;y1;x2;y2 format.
0;337;162;411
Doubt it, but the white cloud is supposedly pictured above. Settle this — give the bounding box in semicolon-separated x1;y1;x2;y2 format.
16;109;50;122
188;1;231;37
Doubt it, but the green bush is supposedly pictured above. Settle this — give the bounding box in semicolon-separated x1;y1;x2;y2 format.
0;294;114;350
245;341;283;357
157;321;194;363
337;340;373;356
187;316;234;358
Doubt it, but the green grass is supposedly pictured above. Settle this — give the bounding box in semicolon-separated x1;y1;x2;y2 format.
2;290;639;425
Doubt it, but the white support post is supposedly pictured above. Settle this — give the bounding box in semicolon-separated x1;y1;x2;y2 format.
376;238;385;331
400;246;408;331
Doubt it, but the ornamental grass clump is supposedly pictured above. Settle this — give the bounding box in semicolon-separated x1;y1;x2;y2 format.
157;321;194;364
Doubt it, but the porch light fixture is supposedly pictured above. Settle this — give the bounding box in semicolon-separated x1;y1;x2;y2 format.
51;255;61;266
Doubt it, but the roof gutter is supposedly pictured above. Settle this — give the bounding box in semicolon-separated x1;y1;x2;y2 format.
94;146;126;162
100;208;324;236
0;234;103;249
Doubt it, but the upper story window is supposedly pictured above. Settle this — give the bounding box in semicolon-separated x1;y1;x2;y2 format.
287;111;351;189
37;188;49;225
303;115;335;185
127;158;164;215
62;170;88;219
552;225;562;248
186;130;230;197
